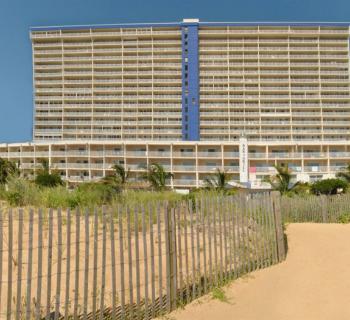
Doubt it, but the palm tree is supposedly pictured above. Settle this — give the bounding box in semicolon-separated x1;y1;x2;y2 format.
264;165;298;194
143;163;173;191
336;164;350;182
103;163;130;191
204;168;232;191
0;158;19;185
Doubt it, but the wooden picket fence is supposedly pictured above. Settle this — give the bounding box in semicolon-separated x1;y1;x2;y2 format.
0;192;285;319
281;193;350;223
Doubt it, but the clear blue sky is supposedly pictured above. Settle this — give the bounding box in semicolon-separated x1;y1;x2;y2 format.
0;0;349;142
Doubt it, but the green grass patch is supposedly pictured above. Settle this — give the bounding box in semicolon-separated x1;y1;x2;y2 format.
211;287;229;303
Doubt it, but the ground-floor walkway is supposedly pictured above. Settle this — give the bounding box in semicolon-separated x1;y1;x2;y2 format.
165;223;350;320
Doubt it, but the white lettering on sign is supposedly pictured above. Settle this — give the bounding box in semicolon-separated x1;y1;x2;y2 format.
239;135;248;183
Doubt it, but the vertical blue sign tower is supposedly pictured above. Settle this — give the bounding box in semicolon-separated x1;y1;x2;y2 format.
181;19;200;141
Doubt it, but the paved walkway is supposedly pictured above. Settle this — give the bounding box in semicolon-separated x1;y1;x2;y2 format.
166;223;350;320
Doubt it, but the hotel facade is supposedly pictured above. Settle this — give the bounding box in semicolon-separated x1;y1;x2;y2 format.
1;19;350;188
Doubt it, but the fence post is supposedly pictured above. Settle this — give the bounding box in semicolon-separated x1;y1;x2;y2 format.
271;192;286;262
321;195;327;223
165;204;177;311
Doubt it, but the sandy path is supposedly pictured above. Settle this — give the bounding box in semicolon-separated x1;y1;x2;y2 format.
167;223;350;320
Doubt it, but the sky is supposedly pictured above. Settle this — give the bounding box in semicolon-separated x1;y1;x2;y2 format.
0;0;349;142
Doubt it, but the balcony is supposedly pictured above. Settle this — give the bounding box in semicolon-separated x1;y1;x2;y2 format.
303;166;328;172
197;151;221;158
303;152;327;158
329;152;350;158
148;151;171;157
249;153;267;159
224;166;239;172
173;179;197;186
173;165;196;172
197;166;221;172
125;151;147;157
172;152;195;158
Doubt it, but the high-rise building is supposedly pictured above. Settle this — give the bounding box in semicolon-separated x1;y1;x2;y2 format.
1;19;350;188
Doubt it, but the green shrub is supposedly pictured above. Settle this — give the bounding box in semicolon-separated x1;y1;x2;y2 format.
6;191;24;206
5;176;41;206
311;178;348;195
288;182;311;196
337;213;350;224
35;172;63;188
76;182;116;206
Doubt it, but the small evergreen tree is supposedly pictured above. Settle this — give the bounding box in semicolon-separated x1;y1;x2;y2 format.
0;158;19;185
35;158;63;187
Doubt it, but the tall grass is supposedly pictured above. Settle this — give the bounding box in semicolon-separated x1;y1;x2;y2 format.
0;176;240;212
0;177;233;210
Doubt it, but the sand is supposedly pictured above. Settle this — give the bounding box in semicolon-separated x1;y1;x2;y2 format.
167;223;350;320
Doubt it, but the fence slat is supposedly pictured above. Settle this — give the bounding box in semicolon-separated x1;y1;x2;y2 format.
45;209;54;320
263;194;271;268
272;192;285;262
212;198;218;286
171;207;177;310
195;200;201;297
35;209;43;320
218;198;224;284
164;202;171;312
230;197;238;279
156;203;163;312
25;210;34;320
222;198;228;277
176;204;184;300
184;202;190;303
202;198;208;291
134;205;141;318
92;208;98;319
246;199;255;272
205;199;212;288
73;208;80;319
268;193;278;265
142;206;149;319
109;208;117;320
83;209;90;320
99;208;107;320
189;201;196;299
54;209;62;320
0;209;3;317
118;206;126;319
7;209;13;320
127;206;134;318
148;203;156;318
15;209;23;320
236;197;243;277
226;198;233;278
64;209;71;319
250;197;259;271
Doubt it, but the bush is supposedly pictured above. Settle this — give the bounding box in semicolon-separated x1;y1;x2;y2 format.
35;172;63;188
5;176;41;206
311;178;348;195
337;213;350;224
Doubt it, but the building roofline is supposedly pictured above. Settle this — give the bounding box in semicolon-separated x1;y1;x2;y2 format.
30;19;350;32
